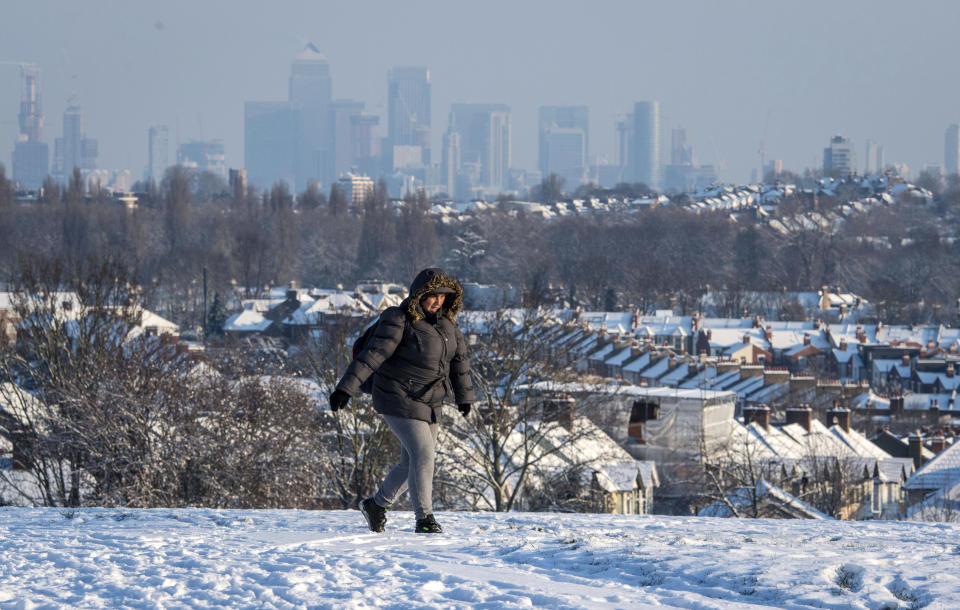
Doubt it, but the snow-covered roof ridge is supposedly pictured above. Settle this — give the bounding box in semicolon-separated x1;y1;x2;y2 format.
905;437;960;492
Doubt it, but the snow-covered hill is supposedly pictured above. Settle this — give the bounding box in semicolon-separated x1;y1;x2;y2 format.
1;507;956;608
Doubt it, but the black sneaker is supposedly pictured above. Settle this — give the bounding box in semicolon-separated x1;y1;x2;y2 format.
415;514;442;534
359;498;386;533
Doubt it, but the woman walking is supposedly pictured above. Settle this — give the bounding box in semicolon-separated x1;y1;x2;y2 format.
329;268;475;533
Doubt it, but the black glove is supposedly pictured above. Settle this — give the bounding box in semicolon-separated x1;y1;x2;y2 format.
329;390;350;412
458;403;471;417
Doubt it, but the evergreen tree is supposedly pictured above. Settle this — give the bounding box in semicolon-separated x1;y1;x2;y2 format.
205;292;228;337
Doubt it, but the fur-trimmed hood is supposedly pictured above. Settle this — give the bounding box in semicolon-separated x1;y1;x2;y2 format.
403;267;463;323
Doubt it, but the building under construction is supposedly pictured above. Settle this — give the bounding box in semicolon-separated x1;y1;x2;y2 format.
6;62;49;190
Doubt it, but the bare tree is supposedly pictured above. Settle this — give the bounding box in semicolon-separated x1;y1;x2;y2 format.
0;254;326;508
302;314;395;508
436;308;620;512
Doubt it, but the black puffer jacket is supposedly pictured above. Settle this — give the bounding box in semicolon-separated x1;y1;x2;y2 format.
335;268;476;423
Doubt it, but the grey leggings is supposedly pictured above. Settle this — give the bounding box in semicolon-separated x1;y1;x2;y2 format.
374;414;440;520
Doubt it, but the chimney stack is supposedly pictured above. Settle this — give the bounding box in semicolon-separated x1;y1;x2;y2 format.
542;398;576;433
803;333;811;345
742;404;771;431
901;353;910;367
908;432;925;469
929;434;946;454
890;395;904;414
826;402;851;433
785;404;813;432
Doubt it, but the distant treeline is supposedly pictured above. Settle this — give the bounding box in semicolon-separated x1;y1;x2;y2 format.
1;164;959;327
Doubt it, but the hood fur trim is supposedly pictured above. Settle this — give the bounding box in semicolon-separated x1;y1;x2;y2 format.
405;269;463;323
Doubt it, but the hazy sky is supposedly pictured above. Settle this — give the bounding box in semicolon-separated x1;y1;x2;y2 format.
2;0;959;185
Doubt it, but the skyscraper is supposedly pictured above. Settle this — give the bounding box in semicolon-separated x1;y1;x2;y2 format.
330;99;365;179
244;44;333;192
387;67;431;166
442;128;461;198
147;125;169;183
823;135;856;177
446;104;511;194
289;43;332;190
244;101;300;191
53;96;97;182
670;127;692;166
615;114;633;169
945;124;960;177
864;139;883;175
538;106;588;187
58;101;82;180
179;139;226;180
350;113;380;177
630;101;661;190
11;65;49;190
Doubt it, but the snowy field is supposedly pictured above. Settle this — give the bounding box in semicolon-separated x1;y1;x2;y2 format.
1;508;957;609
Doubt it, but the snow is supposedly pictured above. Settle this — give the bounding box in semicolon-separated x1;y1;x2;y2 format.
223;308;272;333
2;507;958;608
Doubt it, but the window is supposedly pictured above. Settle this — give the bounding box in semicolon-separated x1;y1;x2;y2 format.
871;480;882;514
629;400;660;423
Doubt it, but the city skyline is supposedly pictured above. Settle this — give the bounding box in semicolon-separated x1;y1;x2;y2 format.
2;1;960;187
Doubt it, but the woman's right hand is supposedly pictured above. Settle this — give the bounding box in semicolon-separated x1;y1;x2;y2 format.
329;390;351;412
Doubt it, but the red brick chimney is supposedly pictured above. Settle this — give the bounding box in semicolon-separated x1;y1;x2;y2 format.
803;333;811;345
929;434;946;454
947;363;955;378
901;353;910;367
742;404;770;430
